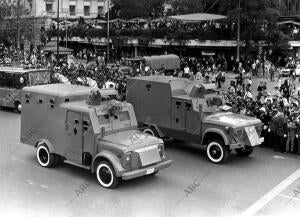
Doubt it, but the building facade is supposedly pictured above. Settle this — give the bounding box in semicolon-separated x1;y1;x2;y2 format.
31;0;109;19
278;0;300;16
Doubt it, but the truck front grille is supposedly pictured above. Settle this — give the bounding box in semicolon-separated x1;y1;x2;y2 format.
133;145;161;168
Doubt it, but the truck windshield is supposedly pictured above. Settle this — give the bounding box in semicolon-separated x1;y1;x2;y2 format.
29;71;51;86
97;111;131;132
207;97;223;107
192;96;224;112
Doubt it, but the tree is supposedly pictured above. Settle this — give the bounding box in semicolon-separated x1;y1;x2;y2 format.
0;1;31;47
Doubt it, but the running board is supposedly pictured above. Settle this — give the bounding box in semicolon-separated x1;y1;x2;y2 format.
64;160;90;170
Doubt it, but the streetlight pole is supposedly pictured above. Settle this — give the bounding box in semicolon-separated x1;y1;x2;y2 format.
57;0;60;59
17;0;20;50
236;0;241;63
107;0;110;64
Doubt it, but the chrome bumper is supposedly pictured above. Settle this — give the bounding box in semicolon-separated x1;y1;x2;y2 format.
121;159;172;180
229;137;264;149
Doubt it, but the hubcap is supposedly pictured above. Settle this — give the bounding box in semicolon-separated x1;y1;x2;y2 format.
99;165;112;185
39;148;49;164
210;145;222;159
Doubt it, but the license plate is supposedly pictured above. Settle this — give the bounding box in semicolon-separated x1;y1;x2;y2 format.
146;168;155;175
245;126;260;146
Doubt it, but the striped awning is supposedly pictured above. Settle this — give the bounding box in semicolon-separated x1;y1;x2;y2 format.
169;13;227;22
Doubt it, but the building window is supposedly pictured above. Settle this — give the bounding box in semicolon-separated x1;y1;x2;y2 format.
69;5;76;16
84;6;90;16
46;3;53;12
98;6;103;15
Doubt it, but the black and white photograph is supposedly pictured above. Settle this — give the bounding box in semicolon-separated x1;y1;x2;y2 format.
0;0;300;217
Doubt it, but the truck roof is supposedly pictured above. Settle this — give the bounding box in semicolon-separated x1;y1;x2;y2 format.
0;67;49;74
23;84;96;97
60;100;92;113
129;76;218;98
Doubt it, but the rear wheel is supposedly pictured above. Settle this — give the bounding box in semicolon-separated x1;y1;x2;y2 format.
96;161;119;189
235;146;254;156
36;144;55;168
142;126;160;138
14;101;22;113
206;140;228;164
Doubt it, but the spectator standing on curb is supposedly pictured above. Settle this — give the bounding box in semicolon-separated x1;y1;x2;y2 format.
269;64;275;82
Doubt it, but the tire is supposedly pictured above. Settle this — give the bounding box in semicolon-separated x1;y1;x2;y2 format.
96;161;120;189
14;101;22;113
206;140;228;164
36;144;55;168
235;146;254;156
142;127;159;138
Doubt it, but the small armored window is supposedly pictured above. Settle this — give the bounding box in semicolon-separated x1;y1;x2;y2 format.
98;115;110;124
50;104;54;108
119;112;130;121
83;120;89;126
49;99;55;104
25;99;29;104
176;101;181;106
65;98;70;102
75;120;79;124
39;99;43;104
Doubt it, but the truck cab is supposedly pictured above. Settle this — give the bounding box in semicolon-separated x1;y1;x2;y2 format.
21;84;171;188
126;76;264;164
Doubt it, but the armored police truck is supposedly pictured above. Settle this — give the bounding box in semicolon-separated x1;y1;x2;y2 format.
21;84;171;188
126;76;264;164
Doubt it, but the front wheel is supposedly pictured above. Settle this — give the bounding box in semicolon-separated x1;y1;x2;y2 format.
235;146;254;156
96;161;120;189
206;140;228;164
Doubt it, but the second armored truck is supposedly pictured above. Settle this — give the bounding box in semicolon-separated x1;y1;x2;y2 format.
126;76;264;163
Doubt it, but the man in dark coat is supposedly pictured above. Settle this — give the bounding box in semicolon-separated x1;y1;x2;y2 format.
274;109;287;152
268;107;279;149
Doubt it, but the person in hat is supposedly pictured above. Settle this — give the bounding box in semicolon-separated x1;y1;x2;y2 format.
285;102;299;153
259;106;271;147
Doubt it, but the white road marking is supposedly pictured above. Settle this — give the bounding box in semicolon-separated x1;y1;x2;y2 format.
26;180;35;185
272;155;287;160
239;168;300;217
278;193;300;203
40;184;49;189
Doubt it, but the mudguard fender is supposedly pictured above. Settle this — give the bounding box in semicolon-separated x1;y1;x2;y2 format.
202;128;229;145
35;139;54;153
91;150;124;175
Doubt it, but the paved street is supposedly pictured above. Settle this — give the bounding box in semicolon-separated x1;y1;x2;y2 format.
0;107;299;217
